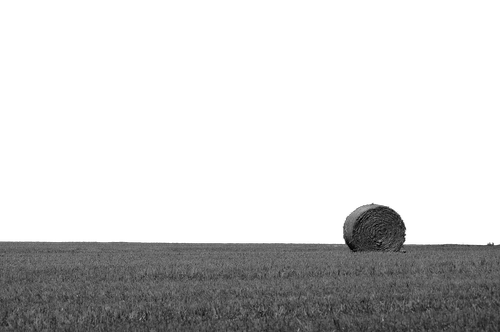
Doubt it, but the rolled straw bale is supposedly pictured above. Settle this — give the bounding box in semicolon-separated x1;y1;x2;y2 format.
343;204;406;252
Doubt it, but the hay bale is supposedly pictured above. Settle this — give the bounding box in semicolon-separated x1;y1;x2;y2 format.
343;204;406;252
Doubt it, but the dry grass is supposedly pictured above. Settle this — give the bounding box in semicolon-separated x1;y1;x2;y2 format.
1;243;500;331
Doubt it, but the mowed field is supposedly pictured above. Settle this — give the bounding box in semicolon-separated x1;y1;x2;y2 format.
1;243;499;331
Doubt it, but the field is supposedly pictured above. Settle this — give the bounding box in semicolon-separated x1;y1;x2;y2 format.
1;243;499;331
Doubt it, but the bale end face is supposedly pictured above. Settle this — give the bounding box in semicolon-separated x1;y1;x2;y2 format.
343;204;406;252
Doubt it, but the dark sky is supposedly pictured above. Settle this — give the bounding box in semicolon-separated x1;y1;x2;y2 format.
6;13;499;243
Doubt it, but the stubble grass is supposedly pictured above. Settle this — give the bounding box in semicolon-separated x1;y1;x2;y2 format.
1;243;499;331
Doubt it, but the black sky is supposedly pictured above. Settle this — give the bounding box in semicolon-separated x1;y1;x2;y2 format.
5;11;499;243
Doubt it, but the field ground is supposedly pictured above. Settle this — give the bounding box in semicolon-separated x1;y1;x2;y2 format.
1;242;499;331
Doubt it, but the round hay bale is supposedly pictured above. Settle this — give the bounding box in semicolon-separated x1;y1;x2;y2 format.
343;204;406;252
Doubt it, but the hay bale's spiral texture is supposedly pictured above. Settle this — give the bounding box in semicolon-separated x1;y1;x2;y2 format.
343;204;406;252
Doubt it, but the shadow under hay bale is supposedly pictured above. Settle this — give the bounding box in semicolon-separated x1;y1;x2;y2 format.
343;204;406;252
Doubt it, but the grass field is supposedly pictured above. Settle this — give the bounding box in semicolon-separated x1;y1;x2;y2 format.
1;243;499;331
